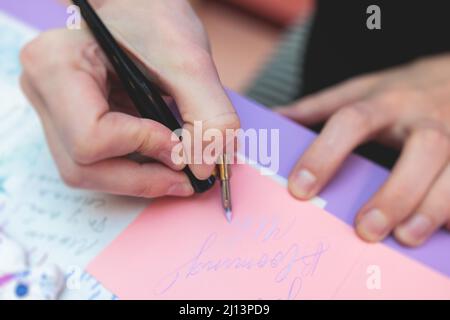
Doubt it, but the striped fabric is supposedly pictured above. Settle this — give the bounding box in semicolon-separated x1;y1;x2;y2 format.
245;16;313;108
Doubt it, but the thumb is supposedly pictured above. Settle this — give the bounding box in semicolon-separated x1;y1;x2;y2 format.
166;52;240;179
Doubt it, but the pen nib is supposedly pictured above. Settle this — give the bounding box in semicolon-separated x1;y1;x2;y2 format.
225;209;233;223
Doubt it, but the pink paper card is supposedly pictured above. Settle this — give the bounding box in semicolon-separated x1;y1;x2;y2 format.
87;165;450;299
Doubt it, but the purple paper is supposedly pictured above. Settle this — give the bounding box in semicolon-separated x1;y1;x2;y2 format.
1;0;67;30
1;0;448;279
229;91;450;278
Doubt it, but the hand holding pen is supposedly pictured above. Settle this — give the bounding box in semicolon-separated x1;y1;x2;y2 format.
20;0;240;214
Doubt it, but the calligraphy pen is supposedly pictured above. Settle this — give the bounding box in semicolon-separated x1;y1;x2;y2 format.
72;0;232;222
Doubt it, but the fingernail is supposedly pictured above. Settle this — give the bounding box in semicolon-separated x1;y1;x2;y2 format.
166;182;193;196
357;209;389;241
399;215;432;241
291;169;317;198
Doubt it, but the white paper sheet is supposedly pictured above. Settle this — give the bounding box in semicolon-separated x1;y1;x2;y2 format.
0;11;148;300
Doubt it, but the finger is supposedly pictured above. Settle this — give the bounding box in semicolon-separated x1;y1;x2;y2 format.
21;32;184;170
276;75;378;126
288;99;395;200
24;83;193;198
394;163;450;246
71;108;186;171
355;127;450;242
165;51;240;179
64;159;194;198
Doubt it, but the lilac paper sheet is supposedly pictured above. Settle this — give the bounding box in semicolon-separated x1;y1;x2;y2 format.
230;91;450;278
1;0;67;30
1;0;449;278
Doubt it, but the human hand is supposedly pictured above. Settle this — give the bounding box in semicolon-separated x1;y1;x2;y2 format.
278;54;450;246
20;0;239;198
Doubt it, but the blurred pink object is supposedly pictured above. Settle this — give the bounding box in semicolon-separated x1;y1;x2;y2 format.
223;0;315;25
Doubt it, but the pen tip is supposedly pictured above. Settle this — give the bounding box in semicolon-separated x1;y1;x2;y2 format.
225;209;233;223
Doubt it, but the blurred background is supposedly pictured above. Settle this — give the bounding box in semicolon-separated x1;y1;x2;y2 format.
3;0;315;106
189;0;314;92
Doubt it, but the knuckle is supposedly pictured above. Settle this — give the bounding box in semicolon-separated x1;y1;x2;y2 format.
20;32;55;68
135;121;161;154
331;105;371;129
20;37;45;73
379;86;413;102
68;128;99;165
203;112;241;150
377;87;425;112
373;193;414;225
20;31;73;78
20;42;35;70
134;180;158;198
415;126;450;152
204;112;241;133
173;48;214;78
59;163;83;188
19;74;34;103
380;89;407;104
